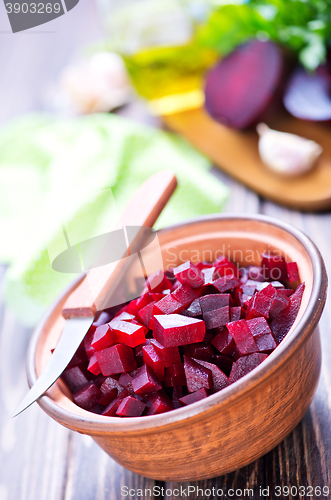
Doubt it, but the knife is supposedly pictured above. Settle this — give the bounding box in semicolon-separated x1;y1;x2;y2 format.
12;171;177;417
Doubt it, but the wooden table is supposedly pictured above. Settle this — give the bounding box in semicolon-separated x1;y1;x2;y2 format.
1;2;331;499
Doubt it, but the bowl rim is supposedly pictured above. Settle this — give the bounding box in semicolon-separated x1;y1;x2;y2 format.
26;213;328;433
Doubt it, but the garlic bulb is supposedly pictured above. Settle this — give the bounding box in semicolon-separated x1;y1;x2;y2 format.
257;123;323;176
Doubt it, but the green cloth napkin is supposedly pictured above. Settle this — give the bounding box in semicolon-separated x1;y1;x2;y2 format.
0;113;229;326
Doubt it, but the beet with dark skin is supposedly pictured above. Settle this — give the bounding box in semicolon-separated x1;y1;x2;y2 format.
204;39;287;129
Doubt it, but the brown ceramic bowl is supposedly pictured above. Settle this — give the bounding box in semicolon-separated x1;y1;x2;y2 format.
27;214;327;481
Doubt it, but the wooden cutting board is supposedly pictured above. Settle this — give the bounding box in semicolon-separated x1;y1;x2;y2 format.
163;107;331;211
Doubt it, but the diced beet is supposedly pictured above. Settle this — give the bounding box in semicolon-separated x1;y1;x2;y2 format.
116;396;146;417
213;255;239;278
184;356;213;393
137;301;156;328
287;262;300;284
134;292;154;311
205;40;285;129
180;298;202;318
114;311;136;322
229;353;268;383
246;317;277;353
164;363;187;387
91;324;116;351
102;398;121;416
245;283;276;320
211;327;236;356
184;342;214;362
67;343;89;369
84;327;96;359
150;339;181;367
196;261;213;270
193;358;229;392
199;293;231;313
99;376;124;401
261;251;288;282
213;275;241;293
172;386;184;408
62;364;91;391
146;392;174;415
142;344;165;380
171;283;198;307
132;364;162;396
98;387;118;407
153;294;185;315
213;354;233;377
118;372;133;389
146;270;173;293
278;288;294;297
111;320;147;348
87;354;101;376
230;306;245;322
203;306;230;330
284;65;331;121
95;344;137;376
173;261;205;289
153;314;205;347
270;283;305;344
226;320;258;355
179;388;209;406
73;382;102;410
269;291;290;320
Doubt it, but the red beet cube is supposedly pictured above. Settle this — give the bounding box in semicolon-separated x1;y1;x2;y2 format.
173;261;205;289
172;386;184;408
171;283;198;307
137;301;156;328
184;342;214;362
116;396;146;417
102;398;121;416
164;363;187;387
132;364;162;396
230;306;245;321
153;294;185;315
114;311;136;322
150;339;181;367
87;354;101;376
146;392;174;415
184;356;213;393
229;353;268;383
142;344;165;380
73;382;102;410
270;283;305;344
98;387;118;407
226;320;258;355
211;327;236;356
111;320;147;348
199;293;231;313
261;251;288;282
193;358;229;392
245;283;276;320
146;270;173;293
269;291;290;320
287;262;300;284
179;388;209;406
118;372;134;390
153;314;205;347
181;298;202;318
95;344;137;376
213;255;239;278
62;364;91;391
91;324;116;351
246;317;277;353
100;376;124;398
135;292;154;311
84;327;96;358
214;354;233;377
213;275;241;293
203;306;230;329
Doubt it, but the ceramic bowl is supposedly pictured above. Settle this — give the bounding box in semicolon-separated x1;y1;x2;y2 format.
26;214;327;481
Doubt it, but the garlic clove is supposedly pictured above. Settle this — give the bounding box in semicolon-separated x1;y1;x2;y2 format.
257;123;323;176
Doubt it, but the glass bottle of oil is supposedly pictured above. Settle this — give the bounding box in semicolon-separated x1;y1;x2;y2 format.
101;0;217;115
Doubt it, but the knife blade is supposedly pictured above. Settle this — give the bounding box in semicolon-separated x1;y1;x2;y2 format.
12;171;177;417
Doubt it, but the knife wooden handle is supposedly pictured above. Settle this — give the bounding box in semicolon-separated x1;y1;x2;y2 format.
62;171;177;319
